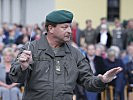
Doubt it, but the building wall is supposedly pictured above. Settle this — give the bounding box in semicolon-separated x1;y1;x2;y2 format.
2;0;10;23
26;0;55;25
0;0;55;25
55;0;133;29
0;0;20;24
121;0;133;21
12;0;20;24
0;0;2;25
55;0;107;29
0;0;133;27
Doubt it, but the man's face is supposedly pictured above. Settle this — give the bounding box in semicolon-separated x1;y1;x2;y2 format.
51;23;72;43
86;21;92;28
127;45;133;56
115;21;121;28
87;45;95;56
101;19;107;24
128;20;133;29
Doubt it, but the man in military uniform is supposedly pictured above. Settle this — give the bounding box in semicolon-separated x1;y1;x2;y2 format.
9;10;122;100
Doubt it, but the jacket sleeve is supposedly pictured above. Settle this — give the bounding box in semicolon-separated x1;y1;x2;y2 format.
75;50;106;92
9;42;35;83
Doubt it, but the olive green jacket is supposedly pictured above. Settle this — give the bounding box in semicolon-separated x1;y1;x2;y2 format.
9;34;106;100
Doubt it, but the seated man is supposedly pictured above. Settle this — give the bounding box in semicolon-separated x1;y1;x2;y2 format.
85;44;106;100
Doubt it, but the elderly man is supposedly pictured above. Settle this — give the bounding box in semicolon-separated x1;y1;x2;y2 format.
9;10;122;100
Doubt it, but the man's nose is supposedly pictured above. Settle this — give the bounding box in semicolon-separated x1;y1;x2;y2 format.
67;27;72;34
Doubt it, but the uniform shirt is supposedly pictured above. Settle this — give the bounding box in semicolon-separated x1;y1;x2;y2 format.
100;31;108;45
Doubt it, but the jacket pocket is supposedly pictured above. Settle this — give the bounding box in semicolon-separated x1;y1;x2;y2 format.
63;58;79;89
34;59;50;82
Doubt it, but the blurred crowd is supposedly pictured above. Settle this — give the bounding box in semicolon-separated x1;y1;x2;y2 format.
0;17;133;100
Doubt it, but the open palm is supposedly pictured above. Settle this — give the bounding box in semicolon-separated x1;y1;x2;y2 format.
98;67;123;83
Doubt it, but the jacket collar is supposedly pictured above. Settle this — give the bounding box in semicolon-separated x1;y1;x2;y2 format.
37;34;71;58
38;34;49;50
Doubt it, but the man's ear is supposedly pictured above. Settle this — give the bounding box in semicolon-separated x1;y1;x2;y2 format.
48;25;54;33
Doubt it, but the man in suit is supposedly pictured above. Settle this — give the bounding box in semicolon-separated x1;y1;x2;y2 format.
96;24;112;48
85;44;105;100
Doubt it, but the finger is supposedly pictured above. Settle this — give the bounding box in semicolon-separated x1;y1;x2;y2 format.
98;74;103;79
115;67;123;74
109;67;121;74
107;67;119;74
23;50;31;56
113;76;117;79
21;53;30;59
97;74;103;80
19;57;27;62
19;55;29;61
107;67;123;76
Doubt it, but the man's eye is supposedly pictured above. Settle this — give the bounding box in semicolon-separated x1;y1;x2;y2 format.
62;27;67;29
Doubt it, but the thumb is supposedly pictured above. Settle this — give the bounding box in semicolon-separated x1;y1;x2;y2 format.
98;74;104;80
98;74;107;83
98;74;103;78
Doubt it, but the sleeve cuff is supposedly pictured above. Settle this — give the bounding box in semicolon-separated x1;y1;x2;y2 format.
97;77;107;87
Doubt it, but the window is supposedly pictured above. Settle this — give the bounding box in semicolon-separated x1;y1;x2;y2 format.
107;0;120;22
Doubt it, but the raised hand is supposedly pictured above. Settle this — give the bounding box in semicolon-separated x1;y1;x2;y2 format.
98;67;123;83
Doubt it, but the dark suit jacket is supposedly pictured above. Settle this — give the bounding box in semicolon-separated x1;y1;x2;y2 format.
87;56;105;75
97;32;112;48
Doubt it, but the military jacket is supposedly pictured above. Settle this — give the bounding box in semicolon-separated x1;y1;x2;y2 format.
9;34;106;100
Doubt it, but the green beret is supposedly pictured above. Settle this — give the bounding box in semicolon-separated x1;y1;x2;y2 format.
46;10;73;24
